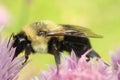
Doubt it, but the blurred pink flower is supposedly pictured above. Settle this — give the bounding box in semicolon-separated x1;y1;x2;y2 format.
0;36;27;80
0;5;10;31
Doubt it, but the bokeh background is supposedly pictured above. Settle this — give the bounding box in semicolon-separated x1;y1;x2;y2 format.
0;0;120;80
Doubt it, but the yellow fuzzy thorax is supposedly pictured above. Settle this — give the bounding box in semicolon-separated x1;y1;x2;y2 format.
22;20;64;53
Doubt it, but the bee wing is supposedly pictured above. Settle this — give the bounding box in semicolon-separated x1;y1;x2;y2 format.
61;24;103;38
47;24;103;38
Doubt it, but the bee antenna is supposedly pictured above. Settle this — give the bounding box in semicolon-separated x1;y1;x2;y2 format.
7;32;14;48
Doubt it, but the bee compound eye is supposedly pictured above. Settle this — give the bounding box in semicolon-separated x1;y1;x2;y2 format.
39;31;44;35
38;31;46;36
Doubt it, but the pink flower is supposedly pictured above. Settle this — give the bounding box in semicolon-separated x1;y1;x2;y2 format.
36;50;110;80
32;48;120;80
110;48;120;80
0;35;27;80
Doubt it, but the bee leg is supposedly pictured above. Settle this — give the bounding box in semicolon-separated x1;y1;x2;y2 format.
22;44;31;65
52;43;61;74
7;32;14;48
48;37;61;74
86;50;101;61
53;50;60;74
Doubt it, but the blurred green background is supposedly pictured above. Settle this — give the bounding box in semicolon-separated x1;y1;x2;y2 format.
0;0;120;80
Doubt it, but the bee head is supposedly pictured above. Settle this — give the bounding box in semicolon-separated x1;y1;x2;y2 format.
12;32;31;57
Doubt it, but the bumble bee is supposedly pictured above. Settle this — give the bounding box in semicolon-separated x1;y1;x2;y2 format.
11;20;102;68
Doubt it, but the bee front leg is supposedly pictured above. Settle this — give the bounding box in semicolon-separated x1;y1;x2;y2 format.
22;44;31;65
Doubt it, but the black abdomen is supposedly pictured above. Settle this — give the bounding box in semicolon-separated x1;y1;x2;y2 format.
61;36;91;57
